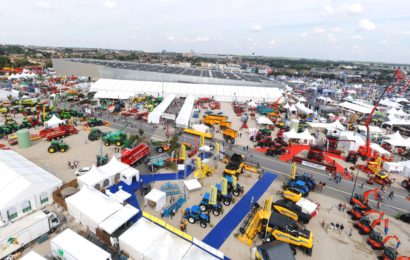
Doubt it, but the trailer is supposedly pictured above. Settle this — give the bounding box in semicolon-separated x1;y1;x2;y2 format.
51;228;112;260
0;210;60;259
120;143;149;166
39;125;78;141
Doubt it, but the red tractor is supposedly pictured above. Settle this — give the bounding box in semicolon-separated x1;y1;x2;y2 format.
354;210;388;235
367;232;400;250
306;145;324;163
350;188;379;211
402;178;410;191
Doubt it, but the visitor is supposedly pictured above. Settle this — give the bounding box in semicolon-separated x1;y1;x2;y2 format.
388;191;394;199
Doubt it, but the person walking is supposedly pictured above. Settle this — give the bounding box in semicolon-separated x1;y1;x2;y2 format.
388;191;394;199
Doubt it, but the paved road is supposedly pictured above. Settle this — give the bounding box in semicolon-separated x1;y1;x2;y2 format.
72;106;410;217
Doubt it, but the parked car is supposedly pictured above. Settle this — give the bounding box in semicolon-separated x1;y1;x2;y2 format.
398;212;410;224
75;167;91;177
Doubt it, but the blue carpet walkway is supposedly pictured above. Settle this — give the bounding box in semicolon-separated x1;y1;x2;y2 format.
202;172;278;249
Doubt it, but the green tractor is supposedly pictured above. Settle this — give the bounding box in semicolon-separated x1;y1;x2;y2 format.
48;140;69;153
88;128;105;141
19;119;33;129
88;118;104;127
102;131;127;146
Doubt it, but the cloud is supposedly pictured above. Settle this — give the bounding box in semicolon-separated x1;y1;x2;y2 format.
400;31;410;36
35;1;51;9
323;3;363;16
352;34;363;39
166;36;177;42
251;25;263;32
300;32;308;37
313;27;325;34
103;0;117;9
359;19;376;31
129;26;141;31
192;36;210;42
268;40;276;45
327;34;337;42
331;27;342;33
248;37;254;42
379;40;388;45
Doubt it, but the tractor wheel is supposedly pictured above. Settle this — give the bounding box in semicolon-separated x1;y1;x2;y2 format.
200;221;207;228
402;180;409;189
212;209;220;216
199;205;207;212
233;190;240;197
305;248;312;256
188;217;195;224
104;141;110;146
223;199;231;206
48;147;56;153
60;148;66;153
157;147;164;153
116;141;122;146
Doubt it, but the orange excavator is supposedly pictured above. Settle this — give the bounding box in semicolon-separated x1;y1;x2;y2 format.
381;247;410;260
350;188;379;211
354;210;389;235
367;232;400;250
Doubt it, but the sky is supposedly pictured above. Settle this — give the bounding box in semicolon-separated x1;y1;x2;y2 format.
1;0;410;64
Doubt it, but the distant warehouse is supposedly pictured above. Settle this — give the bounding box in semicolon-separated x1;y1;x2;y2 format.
90;78;283;102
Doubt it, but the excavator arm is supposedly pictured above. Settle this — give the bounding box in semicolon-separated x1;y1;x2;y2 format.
382;235;400;248
363;188;379;204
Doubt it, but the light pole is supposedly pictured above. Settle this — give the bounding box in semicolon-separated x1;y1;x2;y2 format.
350;168;359;201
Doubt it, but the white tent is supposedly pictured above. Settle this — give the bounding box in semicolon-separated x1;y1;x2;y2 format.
298;96;307;102
98;204;139;235
0;89;19;101
176;95;196;128
144;189;166;211
147;94;176;124
370;143;390;157
356;125;384;135
192;124;210;133
385;131;404;140
380;98;402;108
144;232;192;260
282;103;290;110
308;119;345;131
289;104;297;112
21;251;46;260
182;245;220;260
256;116;273;125
338;131;365;151
298;129;316;144
247;100;257;108
44;114;65;128
0;150;62;219
339;102;372;114
383;134;407;148
398;160;410;177
65;185;123;233
295;102;313;115
283;128;298;142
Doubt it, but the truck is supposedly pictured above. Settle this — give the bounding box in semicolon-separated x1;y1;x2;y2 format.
51;228;112;260
0;210;60;259
121;143;149;166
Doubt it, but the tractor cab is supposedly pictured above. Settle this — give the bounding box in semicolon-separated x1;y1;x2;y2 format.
199;192;223;216
346;151;358;164
368;230;383;244
96;154;108;166
359;216;371;227
383;247;398;260
225;175;244;196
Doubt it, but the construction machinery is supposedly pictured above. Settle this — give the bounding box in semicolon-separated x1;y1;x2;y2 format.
199;186;223;216
350;188;379;211
48;140;69;153
223;153;245;177
359;70;406;159
381;247;410;260
348;204;369;220
102;125;128;146
216;177;233;206
151;140;170;153
237;197;273;246
354;210;389;235
222;128;238;143
294;174;317;191
346;150;359;164
265;145;287;156
202;114;232;129
263;211;314;256
193;157;216;179
367;232;400;250
282;187;303;203
292;145;336;173
183;128;213;139
145;154;170;172
121;143;149;166
369;171;394;186
272;199;312;224
183;205;210;228
359;157;383;175
225;175;244;196
402;178;410;191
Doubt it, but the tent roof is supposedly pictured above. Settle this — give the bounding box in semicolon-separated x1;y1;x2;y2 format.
20;251;46;260
98;204;139;235
144;232;192;260
356;125;384;134
144;188;166;203
44;114;65;127
370;143;390;156
339;102;372;114
66;185;123;225
98;156;130;174
308;119;345;130
295;102;313;114
256;116;273;125
182;245;219;260
385;131;404;140
0;150;62;210
176;95;196;127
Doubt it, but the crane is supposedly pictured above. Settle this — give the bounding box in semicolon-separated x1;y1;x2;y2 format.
368;232;400;250
360;70;406;158
350;187;379;210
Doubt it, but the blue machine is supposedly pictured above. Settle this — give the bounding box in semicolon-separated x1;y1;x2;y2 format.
184;205;210;228
199;192;223;216
162;195;186;218
285;180;310;197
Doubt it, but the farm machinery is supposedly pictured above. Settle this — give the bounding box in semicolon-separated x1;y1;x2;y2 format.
199;186;223;216
183;205;210;228
48;140;69;153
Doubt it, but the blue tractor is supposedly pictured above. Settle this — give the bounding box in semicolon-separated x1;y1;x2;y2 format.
216;178;234;206
225;175;244;197
199;192;223;216
294;173;317;191
284;180;310;197
184;205;210;228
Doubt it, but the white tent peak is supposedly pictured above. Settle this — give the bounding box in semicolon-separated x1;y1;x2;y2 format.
44;114;66;128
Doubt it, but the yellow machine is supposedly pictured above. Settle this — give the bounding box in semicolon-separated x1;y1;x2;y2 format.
291;162;297;180
272;203;299;221
215;142;220;159
179;144;186;163
243;162;259;173
367;157;382;174
203;115;232;129
223;153;245;177
282;188;302;203
237;197;273;246
200;135;205;148
183;128;213;139
193;157;216;179
222;128;238;143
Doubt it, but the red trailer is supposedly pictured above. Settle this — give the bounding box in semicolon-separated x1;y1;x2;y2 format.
39;125;78;141
121;143;149;166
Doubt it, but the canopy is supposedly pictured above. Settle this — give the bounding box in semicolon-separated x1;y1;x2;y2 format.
148;94;176;124
308;119;345;131
256;116;273;125
283;129;316;144
144;232;192;260
21;251;46;260
98;204;139;235
370;143;390;156
386;107;407;116
380;98;402;108
247;100;257;108
383;133;407;147
295;102;313;115
289;104;297;112
44;114;65;128
282;103;290;109
144;188;166;211
176;95;196;128
338;131;365;151
0;89;19;101
385;131;404;140
339;102;372;114
298;96;307;102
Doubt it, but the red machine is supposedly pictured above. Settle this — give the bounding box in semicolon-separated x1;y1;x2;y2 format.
292;145;337;172
381;247;410;260
350;188;379;210
354;210;389;235
39;125;78;141
349;207;377;221
120;143;149;166
367;232;400;250
357;70;406;159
